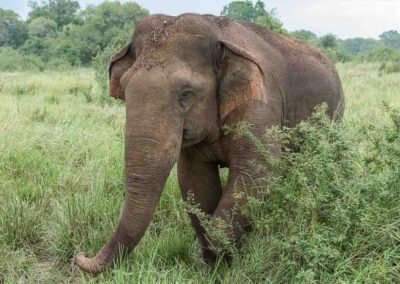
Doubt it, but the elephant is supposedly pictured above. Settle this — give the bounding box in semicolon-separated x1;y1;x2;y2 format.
74;13;344;274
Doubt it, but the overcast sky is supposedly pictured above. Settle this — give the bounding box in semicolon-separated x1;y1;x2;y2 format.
1;0;399;39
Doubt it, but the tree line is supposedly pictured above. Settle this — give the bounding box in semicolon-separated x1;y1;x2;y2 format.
0;0;399;70
0;0;148;67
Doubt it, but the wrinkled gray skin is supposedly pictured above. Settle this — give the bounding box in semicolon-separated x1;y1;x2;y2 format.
75;13;344;274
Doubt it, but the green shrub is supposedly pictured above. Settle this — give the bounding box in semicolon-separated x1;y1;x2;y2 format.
92;44;119;104
321;47;351;63
46;38;81;67
0;47;44;71
359;46;400;62
379;61;400;74
46;57;74;70
359;47;400;74
227;105;400;283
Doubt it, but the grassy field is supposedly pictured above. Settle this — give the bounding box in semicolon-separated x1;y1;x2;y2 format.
0;63;399;283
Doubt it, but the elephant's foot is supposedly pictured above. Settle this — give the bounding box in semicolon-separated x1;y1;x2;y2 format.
202;248;218;264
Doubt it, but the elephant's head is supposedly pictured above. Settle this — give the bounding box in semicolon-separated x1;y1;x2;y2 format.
75;14;265;274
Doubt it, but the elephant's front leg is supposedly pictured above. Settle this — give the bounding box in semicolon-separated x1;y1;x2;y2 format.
177;148;223;262
206;132;279;256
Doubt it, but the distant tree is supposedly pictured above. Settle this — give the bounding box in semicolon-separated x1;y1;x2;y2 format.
380;30;400;49
47;37;81;65
28;17;57;38
317;34;351;63
253;0;286;34
65;1;148;64
362;46;400;62
28;0;80;29
319;34;338;49
21;36;48;57
341;38;380;54
290;30;318;42
0;8;28;47
221;0;287;34
221;0;256;22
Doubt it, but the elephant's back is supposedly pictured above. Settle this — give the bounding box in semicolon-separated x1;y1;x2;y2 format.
238;21;345;124
239;21;334;67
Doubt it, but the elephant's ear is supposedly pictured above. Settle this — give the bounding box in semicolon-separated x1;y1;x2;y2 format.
109;42;136;101
217;39;267;122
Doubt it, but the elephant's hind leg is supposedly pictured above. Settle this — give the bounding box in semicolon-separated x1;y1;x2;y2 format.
177;149;222;263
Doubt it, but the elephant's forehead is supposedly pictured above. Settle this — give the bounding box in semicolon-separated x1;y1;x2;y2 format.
132;14;218;73
134;14;217;49
131;53;169;72
135;15;178;46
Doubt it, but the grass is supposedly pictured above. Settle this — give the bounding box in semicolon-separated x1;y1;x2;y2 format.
0;63;399;283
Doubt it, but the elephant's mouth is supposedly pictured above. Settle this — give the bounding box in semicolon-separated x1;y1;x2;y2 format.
182;129;203;148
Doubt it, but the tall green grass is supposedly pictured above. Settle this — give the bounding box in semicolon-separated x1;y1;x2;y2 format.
0;63;399;282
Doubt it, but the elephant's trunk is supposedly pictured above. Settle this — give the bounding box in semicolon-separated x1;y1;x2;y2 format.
74;108;182;274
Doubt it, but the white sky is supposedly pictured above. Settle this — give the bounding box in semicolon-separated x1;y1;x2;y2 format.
1;0;399;39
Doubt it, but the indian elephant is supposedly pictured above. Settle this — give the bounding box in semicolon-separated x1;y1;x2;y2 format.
74;13;344;274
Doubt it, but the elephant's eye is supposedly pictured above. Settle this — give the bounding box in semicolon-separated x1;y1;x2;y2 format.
179;89;195;108
182;90;194;98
